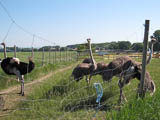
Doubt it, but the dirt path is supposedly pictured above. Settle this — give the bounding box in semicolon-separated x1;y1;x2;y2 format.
0;65;74;116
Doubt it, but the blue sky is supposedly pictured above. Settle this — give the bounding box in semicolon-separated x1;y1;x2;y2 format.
0;0;160;47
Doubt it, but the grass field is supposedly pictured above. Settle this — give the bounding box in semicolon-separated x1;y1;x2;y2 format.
1;55;159;120
0;51;77;90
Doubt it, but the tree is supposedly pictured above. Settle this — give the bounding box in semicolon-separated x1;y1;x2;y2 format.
77;43;88;51
131;43;143;52
108;42;119;49
118;41;131;50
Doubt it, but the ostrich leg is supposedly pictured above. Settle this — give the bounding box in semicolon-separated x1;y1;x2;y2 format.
88;75;92;84
20;76;24;96
85;75;89;84
13;69;24;96
118;78;127;104
118;79;123;104
85;75;92;84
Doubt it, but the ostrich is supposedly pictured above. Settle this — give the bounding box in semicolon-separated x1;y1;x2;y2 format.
79;47;109;83
71;38;97;83
100;38;156;103
0;42;35;96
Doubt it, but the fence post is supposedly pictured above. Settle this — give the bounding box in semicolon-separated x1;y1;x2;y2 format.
60;49;62;62
139;20;150;98
66;49;68;62
53;51;54;64
77;51;79;61
55;50;57;64
42;48;44;66
32;47;34;58
49;48;51;64
14;45;16;57
70;50;72;61
69;51;71;61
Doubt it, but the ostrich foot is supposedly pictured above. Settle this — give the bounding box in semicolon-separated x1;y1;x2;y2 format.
86;78;90;84
87;79;90;84
18;91;24;96
21;92;24;96
118;97;123;105
118;95;127;105
17;78;20;82
122;95;128;103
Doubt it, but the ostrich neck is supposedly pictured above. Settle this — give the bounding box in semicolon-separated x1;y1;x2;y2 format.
3;44;7;58
147;43;153;65
28;60;35;73
88;41;96;65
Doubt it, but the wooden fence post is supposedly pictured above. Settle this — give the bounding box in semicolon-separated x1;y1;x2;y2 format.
139;20;150;98
32;47;34;58
60;49;62;62
69;51;71;61
66;49;68;62
42;48;44;66
53;51;54;64
14;45;16;57
49;48;51;64
55;50;57;63
77;52;79;61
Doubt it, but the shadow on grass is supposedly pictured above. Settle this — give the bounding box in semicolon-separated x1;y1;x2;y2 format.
44;82;117;112
0;92;20;96
63;91;114;112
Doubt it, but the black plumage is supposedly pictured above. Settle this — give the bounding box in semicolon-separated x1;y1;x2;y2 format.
0;43;35;96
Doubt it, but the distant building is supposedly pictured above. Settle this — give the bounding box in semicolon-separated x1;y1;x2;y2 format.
97;50;109;56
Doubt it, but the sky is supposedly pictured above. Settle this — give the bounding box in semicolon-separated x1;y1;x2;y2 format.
0;0;160;48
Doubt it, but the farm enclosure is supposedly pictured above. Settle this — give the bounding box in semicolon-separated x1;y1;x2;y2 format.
0;55;159;120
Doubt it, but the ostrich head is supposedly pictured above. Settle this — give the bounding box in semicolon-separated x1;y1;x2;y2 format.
134;64;156;96
150;36;157;44
0;42;5;46
0;42;7;58
28;56;33;61
87;38;91;43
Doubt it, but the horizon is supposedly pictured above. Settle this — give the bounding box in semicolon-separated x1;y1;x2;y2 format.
0;40;143;50
0;0;160;48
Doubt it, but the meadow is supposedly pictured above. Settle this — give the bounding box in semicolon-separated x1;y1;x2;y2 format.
0;53;159;120
0;51;77;90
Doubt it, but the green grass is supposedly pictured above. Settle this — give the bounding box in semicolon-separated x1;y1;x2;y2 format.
1;57;160;120
0;51;78;90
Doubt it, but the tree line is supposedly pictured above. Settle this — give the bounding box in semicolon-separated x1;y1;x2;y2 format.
77;30;160;52
1;30;159;53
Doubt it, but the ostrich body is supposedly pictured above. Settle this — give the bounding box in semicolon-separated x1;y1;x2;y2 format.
101;39;156;103
1;57;34;75
0;43;35;96
71;39;97;83
82;58;92;64
72;63;95;82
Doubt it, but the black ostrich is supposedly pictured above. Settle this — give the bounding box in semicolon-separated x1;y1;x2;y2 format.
0;42;35;96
